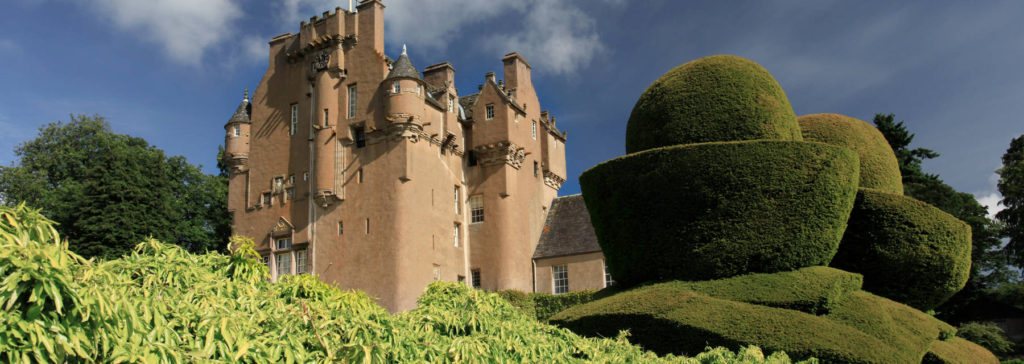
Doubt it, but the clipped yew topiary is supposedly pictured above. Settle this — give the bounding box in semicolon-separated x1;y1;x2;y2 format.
830;188;972;310
923;338;1000;364
798;113;904;194
625;55;801;154
580;140;859;284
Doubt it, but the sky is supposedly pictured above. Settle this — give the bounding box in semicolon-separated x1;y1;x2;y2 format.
1;0;1022;218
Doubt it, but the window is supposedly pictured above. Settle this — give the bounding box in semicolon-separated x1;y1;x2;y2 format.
276;238;292;250
303;172;309;181
433;265;441;281
485;104;495;120
338;221;344;235
453;223;460;247
262;192;272;206
416;84;422;97
470;195;484;223
273;177;284;192
288;175;295;185
353;126;366;148
553;265;568;294
603;263;615;287
534;161;539;178
531;120;537;140
392;81;400;94
285;187;295;200
348;85;357;119
276;252;291;276
233;125;240;137
515;113;519;123
467;150;477;166
472;269;481;289
357;168;364;183
261;255;270;270
295;249;308;274
454;186;461;214
448;96;455;112
365;218;370;234
323;108;329;126
290;104;298;135
458;275;465;283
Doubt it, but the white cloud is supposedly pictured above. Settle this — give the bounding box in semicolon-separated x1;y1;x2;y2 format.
976;191;1003;220
88;0;242;65
241;35;269;64
483;0;605;75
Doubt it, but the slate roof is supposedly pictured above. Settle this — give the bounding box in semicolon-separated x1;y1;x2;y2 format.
458;93;479;120
226;93;251;126
533;194;602;259
385;52;421;81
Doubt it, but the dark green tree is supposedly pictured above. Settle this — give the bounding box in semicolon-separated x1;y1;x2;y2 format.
998;135;1024;267
0;115;230;258
873;113;1012;322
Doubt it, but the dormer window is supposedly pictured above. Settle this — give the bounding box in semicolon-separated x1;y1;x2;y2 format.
392;81;401;94
485;104;495;120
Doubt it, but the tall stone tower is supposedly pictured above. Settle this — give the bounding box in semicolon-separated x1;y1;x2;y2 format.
225;0;566;312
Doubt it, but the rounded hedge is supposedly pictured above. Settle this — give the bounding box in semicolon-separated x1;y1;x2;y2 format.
625;55;801;154
830;188;972;311
798;113;904;194
579;140;859;285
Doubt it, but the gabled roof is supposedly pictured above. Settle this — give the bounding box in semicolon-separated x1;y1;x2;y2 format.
533;194;602;260
226;90;251;126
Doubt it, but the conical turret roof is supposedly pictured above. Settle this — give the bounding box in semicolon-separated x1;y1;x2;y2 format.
385;44;422;81
227;90;251;126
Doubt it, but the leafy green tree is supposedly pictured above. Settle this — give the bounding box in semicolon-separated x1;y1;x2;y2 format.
873;113;1012;322
0;114;230;258
998;135;1024;267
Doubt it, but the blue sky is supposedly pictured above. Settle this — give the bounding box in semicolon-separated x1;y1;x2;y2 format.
1;0;1022;217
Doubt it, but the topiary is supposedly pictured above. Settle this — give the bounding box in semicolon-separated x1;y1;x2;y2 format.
830;188;972;311
954;322;1015;356
625;55;801;154
923;337;1000;364
580;140;859;284
798;113;904;194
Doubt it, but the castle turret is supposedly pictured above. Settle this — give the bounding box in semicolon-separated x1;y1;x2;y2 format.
224;90;251;174
383;45;426;139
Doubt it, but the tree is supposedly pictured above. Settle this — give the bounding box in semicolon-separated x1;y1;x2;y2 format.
998;135;1024;267
0;115;230;258
873;113;1012;322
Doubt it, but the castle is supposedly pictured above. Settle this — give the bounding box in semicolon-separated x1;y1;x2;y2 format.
223;1;608;311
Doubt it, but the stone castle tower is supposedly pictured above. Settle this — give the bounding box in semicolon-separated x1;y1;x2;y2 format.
223;0;567;311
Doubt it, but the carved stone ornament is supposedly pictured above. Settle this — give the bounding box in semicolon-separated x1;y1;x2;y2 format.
311;50;330;73
474;141;525;169
270;217;294;237
314;190;338;207
544;170;566;190
388;122;424;142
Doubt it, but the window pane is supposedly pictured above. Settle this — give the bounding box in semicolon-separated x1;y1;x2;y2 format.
295;249;307;274
553;265;568;294
472;269;481;289
470;195;484;223
348;85;357;119
277;253;291;277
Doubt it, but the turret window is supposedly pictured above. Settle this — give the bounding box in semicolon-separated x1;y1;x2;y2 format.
233;125;240;137
392;81;400;94
416;84;422;97
485;104;495;120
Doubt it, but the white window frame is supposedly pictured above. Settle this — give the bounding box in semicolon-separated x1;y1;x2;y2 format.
276;238;292;250
454;186;461;215
276;252;292;277
531;120;537;140
469;195;484;223
233;125;240;137
348;85;357;119
295;249;308;274
392;81;401;94
485;104;495;120
453;223;460;247
290;104;298;135
553;265;568;294
604;261;614;288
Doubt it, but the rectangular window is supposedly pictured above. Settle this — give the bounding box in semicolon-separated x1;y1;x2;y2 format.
467;150;477;166
531;120;537;140
392;81;401;94
348;85;357;119
454;186;461;214
261;255;270;270
295;249;308;274
470;195;484;223
553;265;568;294
285;187;294;200
357;168;364;183
448;96;454;112
604;261;615;288
515;113;519;123
534;161;539;178
338;221;344;235
365;218;370;234
453;223;460;247
416;84;422;96
276;238;292;250
288;175;295;185
433;265;441;281
290;104;298;135
274;176;284;192
233;125;240;137
276;252;292;277
323;108;329;126
262;192;272;206
472;269;481;289
353;126;366;148
303;172;309;181
485;104;495;120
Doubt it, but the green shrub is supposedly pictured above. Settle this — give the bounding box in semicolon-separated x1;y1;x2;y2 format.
955;322;1015;356
825;290;955;362
625;55;801;153
924;337;1000;364
579;140;859;284
532;290;598;321
830;188;972;310
551;284;904;363
496;289;536;317
798;113;904;194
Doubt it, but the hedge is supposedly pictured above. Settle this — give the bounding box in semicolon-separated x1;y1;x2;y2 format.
798;113;904;194
497;289;598;321
830;188;972;310
923;338;1000;364
550;284;903;363
625;55;801;154
579;140;859;284
824;290;955;363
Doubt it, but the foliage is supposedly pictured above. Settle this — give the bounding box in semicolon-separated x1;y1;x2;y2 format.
0;204;802;363
999;135;1024;268
923;337;1001;364
0;114;230;258
831;188;972;310
955;322;1015;357
798;113;903;194
872;113;940;184
550;270;954;364
625;55;801;154
579;140;858;285
498;289;599;321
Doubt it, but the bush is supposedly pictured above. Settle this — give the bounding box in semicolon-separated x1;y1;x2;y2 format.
955;322;1015;356
625;55;801;154
496;289;536;317
924;337;1000;364
579;140;859;284
830;188;972;310
532;290;598;321
798;113;904;194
